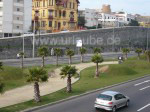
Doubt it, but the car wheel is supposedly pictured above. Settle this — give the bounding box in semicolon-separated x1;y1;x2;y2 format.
95;107;99;111
112;106;116;112
125;100;129;107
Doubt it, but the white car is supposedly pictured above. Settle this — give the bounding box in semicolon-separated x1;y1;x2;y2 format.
95;91;130;112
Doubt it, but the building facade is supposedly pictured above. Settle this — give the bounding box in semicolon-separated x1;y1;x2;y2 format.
32;0;79;33
0;0;32;37
82;5;136;29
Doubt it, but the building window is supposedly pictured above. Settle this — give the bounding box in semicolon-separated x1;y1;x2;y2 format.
17;26;20;29
63;11;66;17
41;21;46;27
43;10;45;17
63;21;66;26
49;21;52;27
17;0;20;3
43;0;45;7
17;17;19;20
70;2;71;8
55;10;57;17
17;8;20;12
55;21;57;28
59;10;61;17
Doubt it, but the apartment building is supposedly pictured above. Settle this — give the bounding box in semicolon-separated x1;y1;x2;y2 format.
32;0;80;33
0;0;32;37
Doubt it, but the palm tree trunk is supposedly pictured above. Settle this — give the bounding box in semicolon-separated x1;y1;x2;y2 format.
95;63;99;78
56;55;58;66
69;56;71;65
138;53;140;60
34;82;41;102
42;56;44;67
125;53;127;59
81;54;83;63
21;57;23;69
67;75;72;93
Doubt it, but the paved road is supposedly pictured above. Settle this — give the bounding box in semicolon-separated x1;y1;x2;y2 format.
1;52;136;67
29;76;150;112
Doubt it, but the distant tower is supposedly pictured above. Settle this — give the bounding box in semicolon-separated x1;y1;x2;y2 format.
101;4;111;14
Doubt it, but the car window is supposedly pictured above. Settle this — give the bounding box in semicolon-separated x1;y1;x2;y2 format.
114;94;126;100
98;94;112;101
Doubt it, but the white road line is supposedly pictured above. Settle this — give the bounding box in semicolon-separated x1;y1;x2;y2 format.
137;104;150;111
134;80;150;86
139;86;150;91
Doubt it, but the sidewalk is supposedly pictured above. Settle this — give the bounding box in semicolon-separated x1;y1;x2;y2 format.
0;61;118;108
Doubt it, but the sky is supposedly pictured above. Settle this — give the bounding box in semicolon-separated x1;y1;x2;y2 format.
78;0;150;16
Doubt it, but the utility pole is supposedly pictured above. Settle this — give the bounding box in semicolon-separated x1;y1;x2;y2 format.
33;20;35;58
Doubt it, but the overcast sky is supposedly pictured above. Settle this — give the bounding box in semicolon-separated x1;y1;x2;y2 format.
78;0;150;16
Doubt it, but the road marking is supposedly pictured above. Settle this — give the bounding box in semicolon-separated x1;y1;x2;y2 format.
139;86;150;91
134;80;150;86
137;104;150;111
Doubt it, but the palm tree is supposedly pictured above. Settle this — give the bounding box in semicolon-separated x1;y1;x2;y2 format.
91;54;104;78
54;48;62;66
122;48;130;59
26;67;48;102
19;52;24;69
0;81;4;94
145;50;150;62
93;48;101;54
80;48;87;63
135;48;142;60
60;65;78;93
66;49;75;65
38;46;49;67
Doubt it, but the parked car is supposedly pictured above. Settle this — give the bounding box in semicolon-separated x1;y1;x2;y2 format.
94;91;130;112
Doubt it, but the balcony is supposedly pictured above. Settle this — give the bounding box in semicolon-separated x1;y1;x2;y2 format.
70;18;74;22
34;16;39;21
48;15;53;20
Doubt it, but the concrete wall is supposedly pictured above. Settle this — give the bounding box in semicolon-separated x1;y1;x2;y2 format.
0;26;149;59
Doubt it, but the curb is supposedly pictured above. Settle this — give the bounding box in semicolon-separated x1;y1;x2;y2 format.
23;74;150;112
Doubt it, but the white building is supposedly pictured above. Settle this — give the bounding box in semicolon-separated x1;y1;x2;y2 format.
85;8;118;28
85;8;100;28
115;12;136;25
98;13;118;28
0;0;32;37
83;5;136;28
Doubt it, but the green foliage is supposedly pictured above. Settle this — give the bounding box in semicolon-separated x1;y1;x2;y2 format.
26;67;48;83
135;48;142;54
122;48;130;54
19;52;24;58
78;17;86;27
80;48;87;55
93;48;101;54
38;46;49;57
0;62;3;70
66;49;75;57
145;50;150;62
54;48;62;56
60;65;78;79
0;66;27;90
128;19;139;26
91;54;103;64
1;60;150;111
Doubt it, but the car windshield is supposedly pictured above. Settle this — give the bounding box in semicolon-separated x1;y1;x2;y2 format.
98;94;112;101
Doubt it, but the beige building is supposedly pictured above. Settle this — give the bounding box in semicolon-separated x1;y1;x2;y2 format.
32;0;80;33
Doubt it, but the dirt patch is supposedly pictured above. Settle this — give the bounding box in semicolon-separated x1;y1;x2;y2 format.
99;65;109;73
